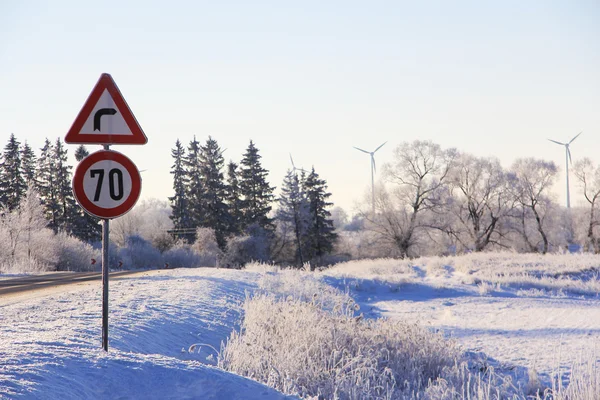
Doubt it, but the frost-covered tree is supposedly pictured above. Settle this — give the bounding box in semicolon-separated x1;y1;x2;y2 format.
370;140;457;258
225;161;244;235
239;140;275;231
0;133;27;210
276;170;311;266
198;136;230;249
510;158;558;254
447;154;515;252
20;141;37;188
169;139;191;237
573;158;600;252
303;167;337;265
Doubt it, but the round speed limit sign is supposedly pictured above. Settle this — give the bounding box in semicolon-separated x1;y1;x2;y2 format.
73;150;142;219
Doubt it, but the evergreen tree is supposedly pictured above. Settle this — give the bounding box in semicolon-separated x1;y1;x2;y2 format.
169;139;191;236
239;140;275;231
21;141;38;188
198;136;230;249
225;161;244;234
0;134;26;210
277;170;311;266
184;136;205;238
37;138;60;231
303;167;337;265
74;144;90;162
53;139;79;234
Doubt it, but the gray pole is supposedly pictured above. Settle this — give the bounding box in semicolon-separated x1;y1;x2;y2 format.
102;217;109;351
371;156;375;217
565;148;570;209
102;144;110;351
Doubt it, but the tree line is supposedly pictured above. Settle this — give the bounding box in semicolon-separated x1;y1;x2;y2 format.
354;140;600;258
0;133;100;242
169;137;337;267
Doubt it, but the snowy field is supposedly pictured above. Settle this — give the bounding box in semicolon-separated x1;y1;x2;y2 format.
1;253;600;399
0;269;293;400
321;254;600;386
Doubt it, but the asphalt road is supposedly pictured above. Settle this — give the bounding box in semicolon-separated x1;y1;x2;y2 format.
0;271;143;297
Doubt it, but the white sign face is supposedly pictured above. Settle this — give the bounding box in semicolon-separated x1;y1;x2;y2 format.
82;159;133;209
79;89;133;136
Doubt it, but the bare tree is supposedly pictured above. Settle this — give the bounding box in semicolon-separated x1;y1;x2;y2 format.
364;140;457;258
510;158;558;254
447;154;515;252
573;158;600;252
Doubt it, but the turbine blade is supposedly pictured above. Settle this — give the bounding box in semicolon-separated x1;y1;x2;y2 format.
548;139;565;146
374;141;387;153
372;156;376;173
568;147;572;164
289;153;296;169
354;146;370;154
569;131;583;144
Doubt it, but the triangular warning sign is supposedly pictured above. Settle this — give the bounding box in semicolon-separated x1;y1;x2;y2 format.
65;73;147;145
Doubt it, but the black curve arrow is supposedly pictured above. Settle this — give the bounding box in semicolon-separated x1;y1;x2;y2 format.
93;108;117;131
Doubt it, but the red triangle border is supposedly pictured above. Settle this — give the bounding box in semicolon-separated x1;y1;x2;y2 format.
65;73;147;145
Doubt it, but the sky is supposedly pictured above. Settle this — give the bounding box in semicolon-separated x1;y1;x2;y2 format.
1;1;599;214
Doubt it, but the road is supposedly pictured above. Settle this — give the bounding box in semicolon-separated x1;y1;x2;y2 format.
0;271;144;297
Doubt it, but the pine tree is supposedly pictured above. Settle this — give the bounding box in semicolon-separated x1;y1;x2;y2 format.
239;140;275;231
21;141;38;188
53;139;79;234
74;144;90;162
198;136;230;249
0;134;27;210
225;161;244;234
169;139;191;237
184;136;205;237
37;138;60;230
277;170;311;266
303;167;337;266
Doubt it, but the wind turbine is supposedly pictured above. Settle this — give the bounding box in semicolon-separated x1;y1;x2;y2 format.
289;154;307;176
548;131;582;209
354;142;387;216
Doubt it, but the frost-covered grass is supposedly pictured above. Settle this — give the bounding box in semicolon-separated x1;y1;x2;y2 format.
228;261;600;399
219;280;460;398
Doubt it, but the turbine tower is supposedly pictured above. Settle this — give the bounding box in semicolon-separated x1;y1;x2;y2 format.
354;142;387;216
548;131;582;209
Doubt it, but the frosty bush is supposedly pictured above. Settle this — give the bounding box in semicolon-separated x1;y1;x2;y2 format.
162;242;216;269
220;269;461;399
118;235;162;270
223;226;270;268
55;232;98;271
191;228;222;267
219;293;459;399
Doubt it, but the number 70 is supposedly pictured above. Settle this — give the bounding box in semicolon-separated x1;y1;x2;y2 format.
90;169;124;202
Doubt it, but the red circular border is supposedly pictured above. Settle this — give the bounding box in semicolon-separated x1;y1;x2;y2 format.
73;150;141;219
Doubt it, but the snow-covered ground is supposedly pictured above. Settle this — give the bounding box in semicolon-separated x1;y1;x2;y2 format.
0;269;294;400
2;253;599;399
321;255;600;387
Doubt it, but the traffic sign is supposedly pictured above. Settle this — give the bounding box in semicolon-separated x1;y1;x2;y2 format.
73;150;142;219
65;73;147;145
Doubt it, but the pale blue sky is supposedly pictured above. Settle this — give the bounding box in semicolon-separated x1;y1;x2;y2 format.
1;1;599;213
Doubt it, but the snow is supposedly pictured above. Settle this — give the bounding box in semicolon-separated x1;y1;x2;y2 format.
0;268;294;399
2;254;600;398
321;255;600;386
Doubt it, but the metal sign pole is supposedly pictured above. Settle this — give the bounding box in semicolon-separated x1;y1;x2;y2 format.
102;143;110;352
102;217;109;351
